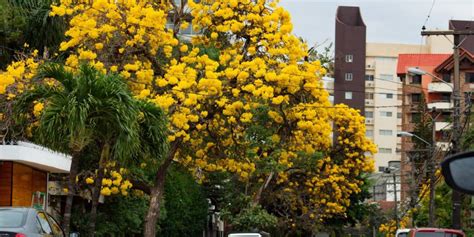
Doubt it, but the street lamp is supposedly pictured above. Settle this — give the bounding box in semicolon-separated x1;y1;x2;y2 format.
397;131;431;146
407;67;453;89
397;130;436;227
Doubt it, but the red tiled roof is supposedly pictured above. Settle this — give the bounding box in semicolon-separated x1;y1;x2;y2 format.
396;54;451;74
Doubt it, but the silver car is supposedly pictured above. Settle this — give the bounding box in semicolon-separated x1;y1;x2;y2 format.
0;207;64;237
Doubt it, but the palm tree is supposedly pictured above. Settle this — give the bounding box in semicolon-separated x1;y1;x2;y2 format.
14;64;141;236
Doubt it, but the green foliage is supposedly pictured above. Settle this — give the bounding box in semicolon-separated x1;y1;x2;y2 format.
0;0;65;68
72;195;148;237
224;204;278;232
413;180;472;229
0;0;25;68
158;166;209;236
14;64;141;158
413;181;452;227
8;0;65;50
70;166;208;236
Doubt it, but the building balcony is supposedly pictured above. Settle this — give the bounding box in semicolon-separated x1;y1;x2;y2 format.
427;101;453;110
435;121;451;131
428;82;453;93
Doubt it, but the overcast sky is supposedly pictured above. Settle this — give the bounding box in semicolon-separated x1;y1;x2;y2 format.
280;0;474;48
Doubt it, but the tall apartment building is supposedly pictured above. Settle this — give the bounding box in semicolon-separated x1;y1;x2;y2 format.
333;6;455;205
365;41;452;172
397;54;451;202
395;20;474;206
334;6;366;114
365;43;451;204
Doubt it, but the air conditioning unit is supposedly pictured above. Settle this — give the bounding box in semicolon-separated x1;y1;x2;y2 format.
366;82;374;87
365;100;374;106
365;118;373;124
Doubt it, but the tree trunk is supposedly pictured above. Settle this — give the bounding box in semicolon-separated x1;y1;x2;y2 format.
89;143;110;237
253;172;273;206
143;173;166;237
62;152;80;236
143;141;179;237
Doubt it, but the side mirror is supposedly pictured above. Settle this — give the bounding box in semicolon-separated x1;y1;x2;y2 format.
441;151;474;194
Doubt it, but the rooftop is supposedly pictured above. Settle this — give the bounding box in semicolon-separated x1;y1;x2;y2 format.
396;54;451;74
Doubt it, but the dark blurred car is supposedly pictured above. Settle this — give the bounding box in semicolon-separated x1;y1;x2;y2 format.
0;207;64;237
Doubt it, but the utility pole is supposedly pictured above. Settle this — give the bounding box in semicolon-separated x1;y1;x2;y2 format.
451;35;462;230
393;172;399;229
420;29;474;229
428;110;436;227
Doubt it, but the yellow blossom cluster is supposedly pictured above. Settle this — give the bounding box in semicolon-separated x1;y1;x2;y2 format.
50;0;177;94
0;51;40;95
0;0;377;222
83;167;133;197
379;209;414;236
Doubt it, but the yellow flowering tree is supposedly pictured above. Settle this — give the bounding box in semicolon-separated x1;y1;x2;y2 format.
1;0;376;235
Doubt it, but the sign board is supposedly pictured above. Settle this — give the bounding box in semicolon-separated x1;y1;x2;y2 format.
32;191;46;210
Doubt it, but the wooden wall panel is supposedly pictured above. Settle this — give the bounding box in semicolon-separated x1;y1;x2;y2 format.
32;169;47;193
0;162;12;206
12;163;33;207
11;163;47;207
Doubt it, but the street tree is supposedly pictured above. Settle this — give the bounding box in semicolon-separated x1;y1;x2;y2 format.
1;0;376;235
12;64;142;235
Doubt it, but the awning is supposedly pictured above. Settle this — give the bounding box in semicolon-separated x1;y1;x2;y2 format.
0;141;71;173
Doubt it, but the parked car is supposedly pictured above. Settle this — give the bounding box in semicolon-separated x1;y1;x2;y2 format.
407;228;465;236
228;234;262;237
396;228;410;237
0;207;64;237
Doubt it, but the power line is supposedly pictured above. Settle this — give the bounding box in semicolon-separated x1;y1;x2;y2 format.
422;0;437;31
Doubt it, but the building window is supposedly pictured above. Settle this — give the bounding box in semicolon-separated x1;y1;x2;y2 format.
345;92;352;99
442;73;451;83
411;113;421;123
345;54;353;63
366;130;374;137
380;111;393;117
385;93;393;99
365;75;374;81
365;93;374;100
466;72;474;83
365;111;373;118
345;73;353;81
411;93;422;103
379;148;392;154
412;75;422;84
397;112;402;119
379;129;393;136
441;93;451;102
380;74;393;81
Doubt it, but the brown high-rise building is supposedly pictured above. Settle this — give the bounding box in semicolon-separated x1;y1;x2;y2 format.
334;6;366;114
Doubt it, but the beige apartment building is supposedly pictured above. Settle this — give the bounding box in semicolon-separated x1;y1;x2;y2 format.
365;38;452;203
